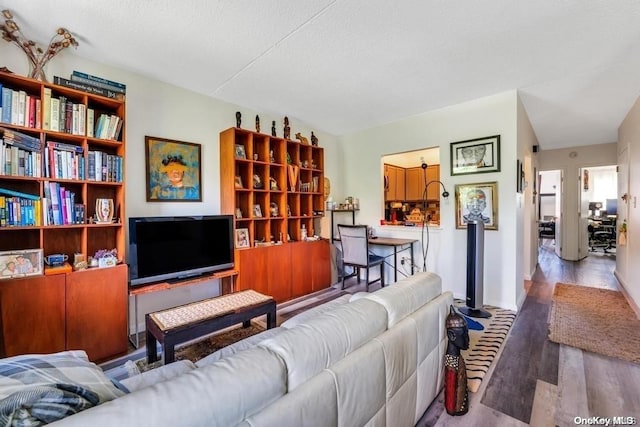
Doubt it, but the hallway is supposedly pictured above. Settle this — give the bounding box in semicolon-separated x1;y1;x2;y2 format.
422;243;640;426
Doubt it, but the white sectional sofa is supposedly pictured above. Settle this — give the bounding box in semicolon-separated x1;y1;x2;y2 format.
54;272;453;426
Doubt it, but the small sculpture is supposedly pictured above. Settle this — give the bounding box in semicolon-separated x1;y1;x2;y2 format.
271;120;277;137
444;305;470;416
255;115;260;133
283;116;291;140
236;111;241;128
295;132;309;145
311;132;318;146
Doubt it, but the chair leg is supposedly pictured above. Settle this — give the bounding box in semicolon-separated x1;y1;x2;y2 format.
365;267;369;292
341;266;346;289
356;267;361;284
380;263;384;287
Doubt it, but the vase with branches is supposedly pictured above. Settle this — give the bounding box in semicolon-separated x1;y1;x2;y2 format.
0;9;78;82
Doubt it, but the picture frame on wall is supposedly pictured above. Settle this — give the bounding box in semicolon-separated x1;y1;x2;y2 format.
235;228;250;248
0;248;44;280
455;182;498;230
145;136;202;202
450;135;501;176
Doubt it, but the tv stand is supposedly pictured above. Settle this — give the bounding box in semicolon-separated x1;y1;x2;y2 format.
167;272;213;284
128;268;239;348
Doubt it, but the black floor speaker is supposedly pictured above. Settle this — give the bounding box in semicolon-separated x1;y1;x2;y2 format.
458;220;492;318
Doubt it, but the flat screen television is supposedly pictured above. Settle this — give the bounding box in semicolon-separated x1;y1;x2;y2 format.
128;215;234;287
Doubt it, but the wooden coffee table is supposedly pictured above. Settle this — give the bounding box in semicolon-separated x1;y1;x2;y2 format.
145;290;276;364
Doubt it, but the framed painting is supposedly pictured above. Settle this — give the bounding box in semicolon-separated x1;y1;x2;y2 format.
455;182;498;230
145;136;202;202
235;228;250;248
450;135;500;176
0;248;44;280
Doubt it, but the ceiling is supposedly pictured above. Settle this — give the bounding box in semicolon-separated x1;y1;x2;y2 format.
2;0;640;150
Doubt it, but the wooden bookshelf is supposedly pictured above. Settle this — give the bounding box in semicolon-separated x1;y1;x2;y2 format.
220;127;330;302
0;71;127;362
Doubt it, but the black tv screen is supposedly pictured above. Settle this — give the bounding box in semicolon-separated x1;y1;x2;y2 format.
128;215;234;287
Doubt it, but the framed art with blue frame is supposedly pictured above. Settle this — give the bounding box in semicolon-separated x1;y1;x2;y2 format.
145;136;202;202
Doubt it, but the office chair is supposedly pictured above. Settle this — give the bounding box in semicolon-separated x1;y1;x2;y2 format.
337;224;385;291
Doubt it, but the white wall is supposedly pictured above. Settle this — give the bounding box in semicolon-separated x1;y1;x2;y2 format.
339;91;522;310
517;95;538;296
538;143;617;260
1;46;342;331
617;96;640;311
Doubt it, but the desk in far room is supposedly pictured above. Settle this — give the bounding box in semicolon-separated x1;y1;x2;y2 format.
368;237;417;282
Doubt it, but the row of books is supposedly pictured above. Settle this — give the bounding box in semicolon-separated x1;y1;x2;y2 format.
0;85;40;128
0;183;87;227
1;127;43;177
0;84;123;141
43;181;85;226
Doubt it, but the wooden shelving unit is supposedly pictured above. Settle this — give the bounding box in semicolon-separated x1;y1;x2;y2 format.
0;71;127;361
220;127;330;302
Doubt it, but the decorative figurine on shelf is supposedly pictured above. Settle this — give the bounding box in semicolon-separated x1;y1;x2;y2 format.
311;131;318;146
444;305;470;416
236;111;241;128
269;177;279;190
255;115;260;133
271;120;277;137
269;149;275;163
283;116;291;140
270;202;279;217
0;9;79;81
295;132;309;145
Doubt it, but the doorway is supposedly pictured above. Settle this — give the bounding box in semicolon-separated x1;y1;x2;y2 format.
538;170;562;258
579;165;617;258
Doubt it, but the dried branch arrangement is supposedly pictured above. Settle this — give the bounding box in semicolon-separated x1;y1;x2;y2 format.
1;9;78;81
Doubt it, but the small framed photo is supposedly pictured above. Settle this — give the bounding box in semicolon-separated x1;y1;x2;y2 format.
234;175;243;189
253;204;263;217
235;228;250;248
450;135;500;176
0;249;44;280
455;182;498;230
235;144;246;159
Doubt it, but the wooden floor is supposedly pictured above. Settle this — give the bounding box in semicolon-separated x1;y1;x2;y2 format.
418;244;640;426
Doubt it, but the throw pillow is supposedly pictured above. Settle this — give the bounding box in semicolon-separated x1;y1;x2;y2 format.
0;350;126;425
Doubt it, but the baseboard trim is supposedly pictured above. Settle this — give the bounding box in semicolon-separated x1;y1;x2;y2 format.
614;270;640;319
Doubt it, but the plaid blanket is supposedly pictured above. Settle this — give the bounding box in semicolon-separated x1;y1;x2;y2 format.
0;383;98;426
0;351;126;426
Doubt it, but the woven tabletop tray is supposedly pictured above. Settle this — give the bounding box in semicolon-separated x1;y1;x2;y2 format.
149;290;272;331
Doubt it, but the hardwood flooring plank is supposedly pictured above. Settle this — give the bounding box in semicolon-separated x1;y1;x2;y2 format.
434;403;528;427
582;351;640;417
556;345;588;426
481;297;550;423
529;380;558;427
538;338;560;385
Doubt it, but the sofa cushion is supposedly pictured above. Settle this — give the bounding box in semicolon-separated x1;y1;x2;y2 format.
52;346;287;427
195;327;284;367
259;298;387;391
280;294;352;329
0;351;126;426
120;360;197;392
362;271;442;327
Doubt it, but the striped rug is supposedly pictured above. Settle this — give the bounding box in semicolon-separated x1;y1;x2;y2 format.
455;300;516;392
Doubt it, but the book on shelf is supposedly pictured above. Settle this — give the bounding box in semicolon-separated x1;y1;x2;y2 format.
0;187;39;200
53;76;125;101
71;71;126;92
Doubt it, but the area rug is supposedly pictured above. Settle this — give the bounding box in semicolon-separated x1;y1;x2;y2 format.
549;283;640;364
455;300;517;393
135;323;265;373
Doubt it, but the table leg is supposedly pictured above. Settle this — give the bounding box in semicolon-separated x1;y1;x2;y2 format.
164;339;175;364
146;329;158;363
242;320;251;328
410;242;415;275
393;246;398;282
267;307;276;329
